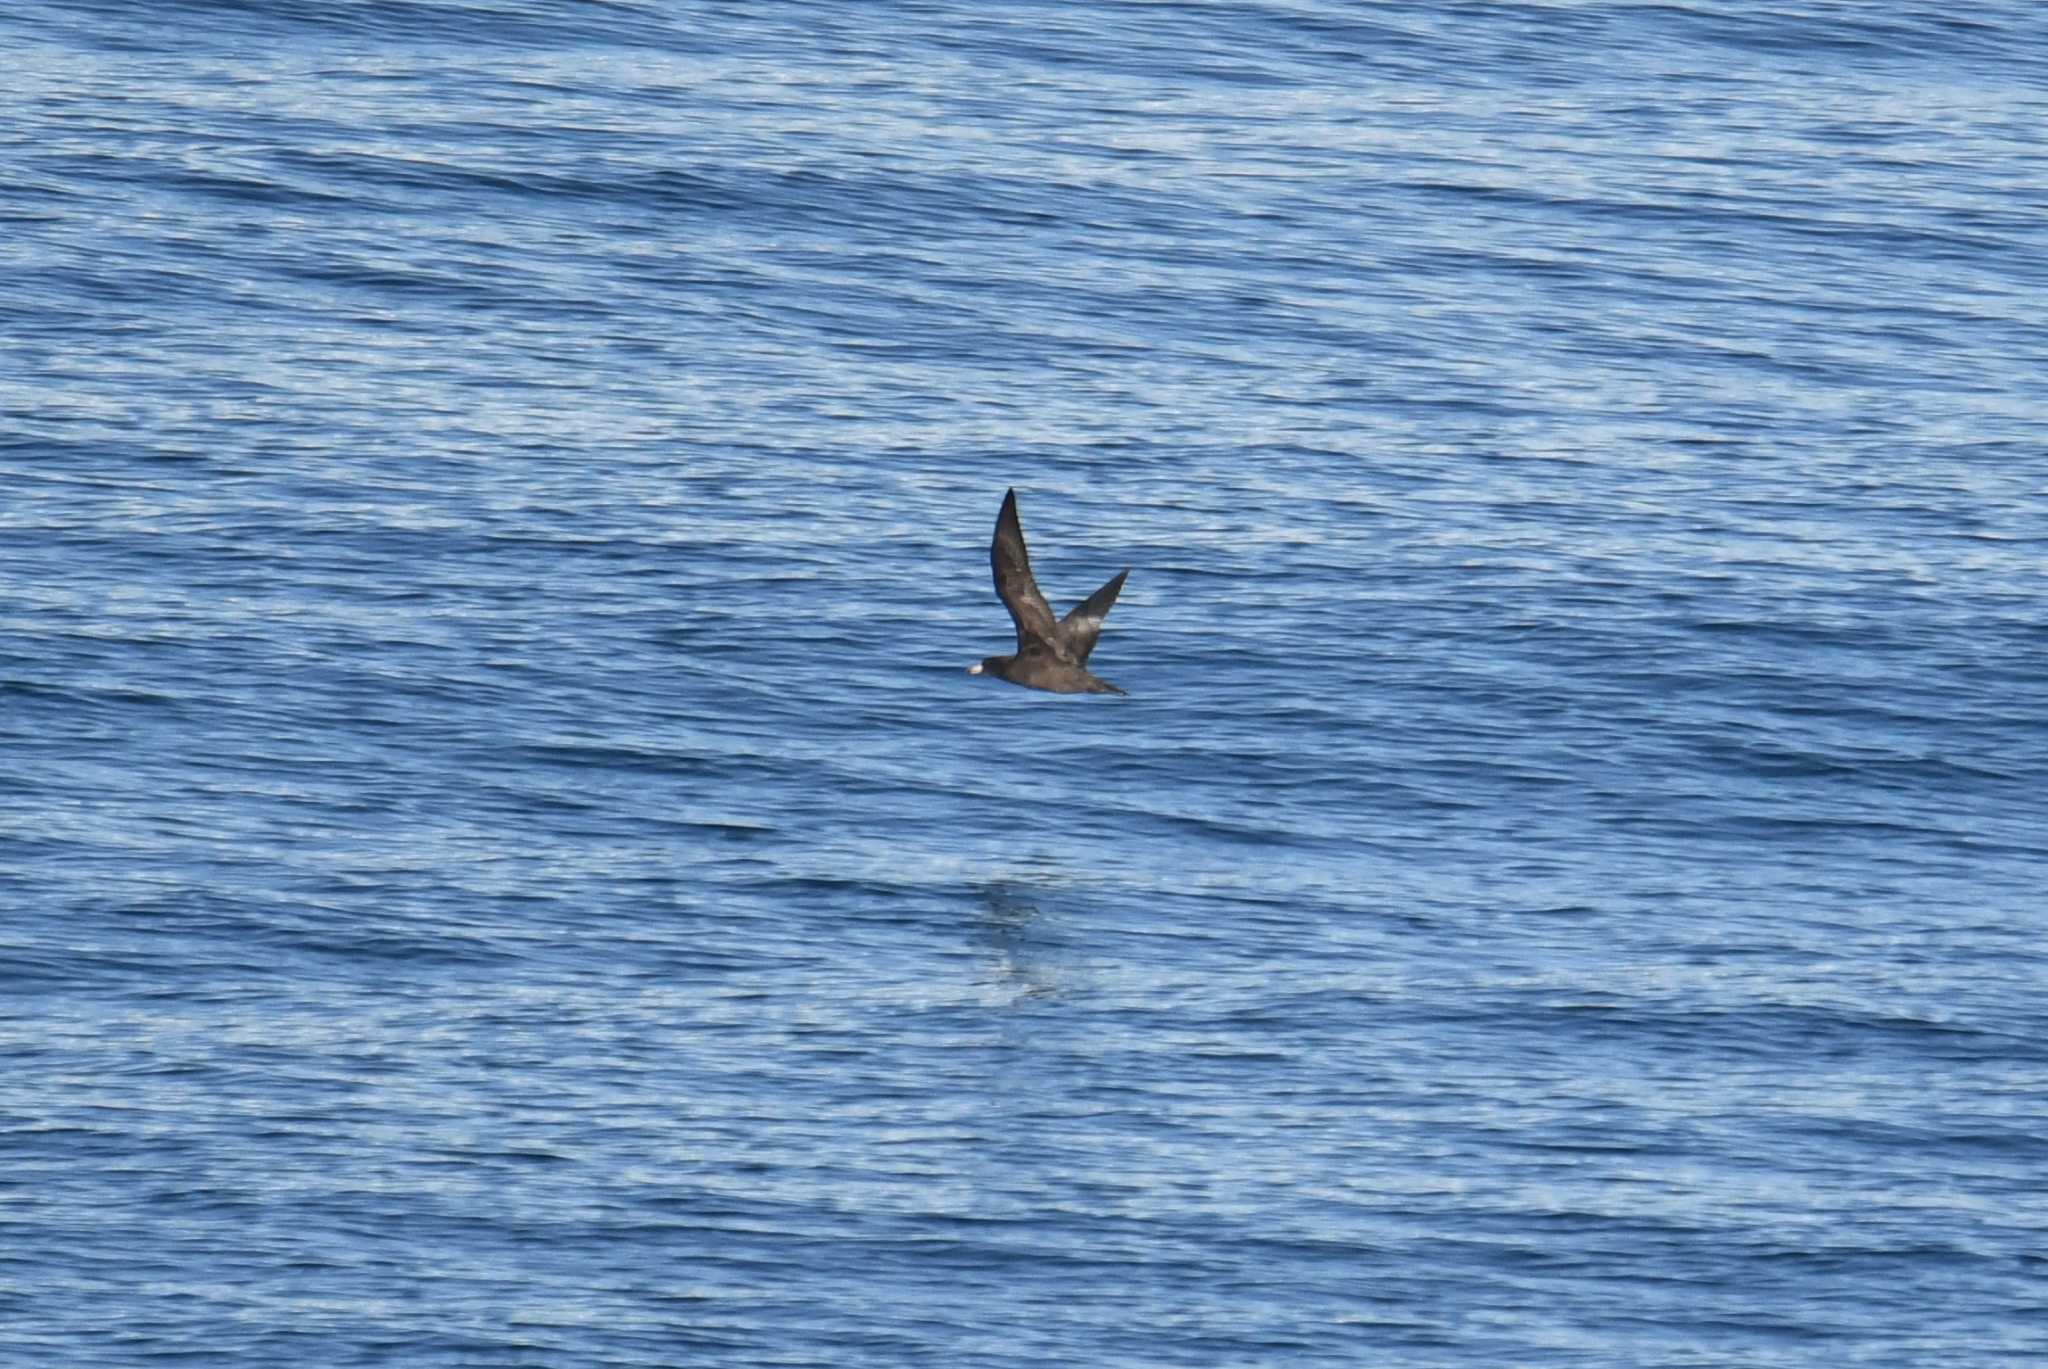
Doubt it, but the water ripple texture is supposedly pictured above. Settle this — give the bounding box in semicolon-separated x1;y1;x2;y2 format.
4;2;2046;1366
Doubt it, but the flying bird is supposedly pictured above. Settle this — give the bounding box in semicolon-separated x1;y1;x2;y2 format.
968;488;1130;696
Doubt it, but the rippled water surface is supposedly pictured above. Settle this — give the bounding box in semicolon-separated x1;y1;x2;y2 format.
6;2;2048;1365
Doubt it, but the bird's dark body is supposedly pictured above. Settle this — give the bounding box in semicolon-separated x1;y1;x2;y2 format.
976;644;1127;694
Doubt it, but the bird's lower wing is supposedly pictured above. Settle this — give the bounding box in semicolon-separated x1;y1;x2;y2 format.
1058;569;1127;664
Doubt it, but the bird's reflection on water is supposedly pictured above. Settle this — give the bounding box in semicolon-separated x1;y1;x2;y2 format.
972;870;1076;1002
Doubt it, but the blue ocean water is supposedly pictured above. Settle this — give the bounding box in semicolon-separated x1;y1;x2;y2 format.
5;1;2048;1363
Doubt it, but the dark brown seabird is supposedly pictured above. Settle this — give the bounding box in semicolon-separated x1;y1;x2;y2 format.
968;488;1130;696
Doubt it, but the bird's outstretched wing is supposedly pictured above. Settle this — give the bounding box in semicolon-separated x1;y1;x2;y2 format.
1058;570;1127;665
991;488;1060;652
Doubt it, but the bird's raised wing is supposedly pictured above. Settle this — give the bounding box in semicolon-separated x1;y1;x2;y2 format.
991;488;1060;652
1058;570;1127;665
